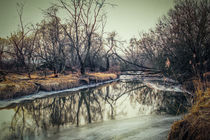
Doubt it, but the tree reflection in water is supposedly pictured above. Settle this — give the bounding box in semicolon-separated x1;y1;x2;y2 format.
0;81;190;139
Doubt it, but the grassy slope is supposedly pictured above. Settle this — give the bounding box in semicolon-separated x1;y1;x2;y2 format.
0;72;118;100
168;81;210;140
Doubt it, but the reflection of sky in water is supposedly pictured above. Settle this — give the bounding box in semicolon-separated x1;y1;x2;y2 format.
0;109;14;124
0;81;189;140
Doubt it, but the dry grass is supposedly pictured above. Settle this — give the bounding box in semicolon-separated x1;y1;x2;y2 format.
35;74;80;91
0;72;118;99
168;81;210;140
0;79;38;99
87;72;118;82
182;72;210;93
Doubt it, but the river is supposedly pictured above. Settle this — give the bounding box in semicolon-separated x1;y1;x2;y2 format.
0;74;191;140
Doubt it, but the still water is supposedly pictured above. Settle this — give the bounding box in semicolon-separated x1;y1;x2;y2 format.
0;80;190;140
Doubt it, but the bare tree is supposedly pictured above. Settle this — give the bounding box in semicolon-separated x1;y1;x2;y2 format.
36;15;67;76
8;3;39;78
104;31;118;71
56;0;107;74
153;0;210;80
0;37;9;67
123;0;210;80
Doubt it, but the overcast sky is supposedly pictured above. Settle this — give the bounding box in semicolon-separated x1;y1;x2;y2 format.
0;0;174;40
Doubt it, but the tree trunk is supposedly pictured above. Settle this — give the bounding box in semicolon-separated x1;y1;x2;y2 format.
53;67;58;77
28;72;31;79
80;63;85;75
83;93;91;123
0;53;2;68
106;57;110;71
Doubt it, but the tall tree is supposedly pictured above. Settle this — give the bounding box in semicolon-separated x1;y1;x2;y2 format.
57;0;107;74
158;0;210;80
9;3;38;78
0;38;9;68
36;16;67;76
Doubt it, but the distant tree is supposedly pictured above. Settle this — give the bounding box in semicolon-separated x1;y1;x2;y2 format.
10;3;27;69
43;6;68;75
117;35;158;71
24;29;39;79
57;0;107;74
8;3;39;78
36;16;67;76
105;31;118;71
0;38;9;68
127;0;210;81
85;33;105;71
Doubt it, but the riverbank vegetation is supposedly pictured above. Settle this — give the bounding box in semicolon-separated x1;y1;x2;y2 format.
0;0;120;78
121;0;210;83
0;72;118;99
168;81;210;140
0;0;120;99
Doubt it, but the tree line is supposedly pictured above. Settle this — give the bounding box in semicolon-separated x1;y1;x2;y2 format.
0;0;209;82
123;0;210;82
0;0;120;78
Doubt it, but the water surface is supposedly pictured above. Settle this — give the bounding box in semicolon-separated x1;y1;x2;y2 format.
0;79;190;140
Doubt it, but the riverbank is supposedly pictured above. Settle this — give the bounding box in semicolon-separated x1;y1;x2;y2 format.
0;72;118;100
168;80;210;140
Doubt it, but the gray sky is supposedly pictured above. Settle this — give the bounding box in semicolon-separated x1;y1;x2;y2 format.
0;0;174;40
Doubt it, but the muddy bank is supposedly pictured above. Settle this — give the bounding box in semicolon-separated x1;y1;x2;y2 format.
0;72;118;100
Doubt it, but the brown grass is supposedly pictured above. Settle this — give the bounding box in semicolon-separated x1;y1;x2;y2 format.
87;72;118;82
0;72;118;99
35;74;80;91
0;79;38;99
168;81;210;140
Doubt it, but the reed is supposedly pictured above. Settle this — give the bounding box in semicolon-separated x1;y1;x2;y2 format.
168;73;210;140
